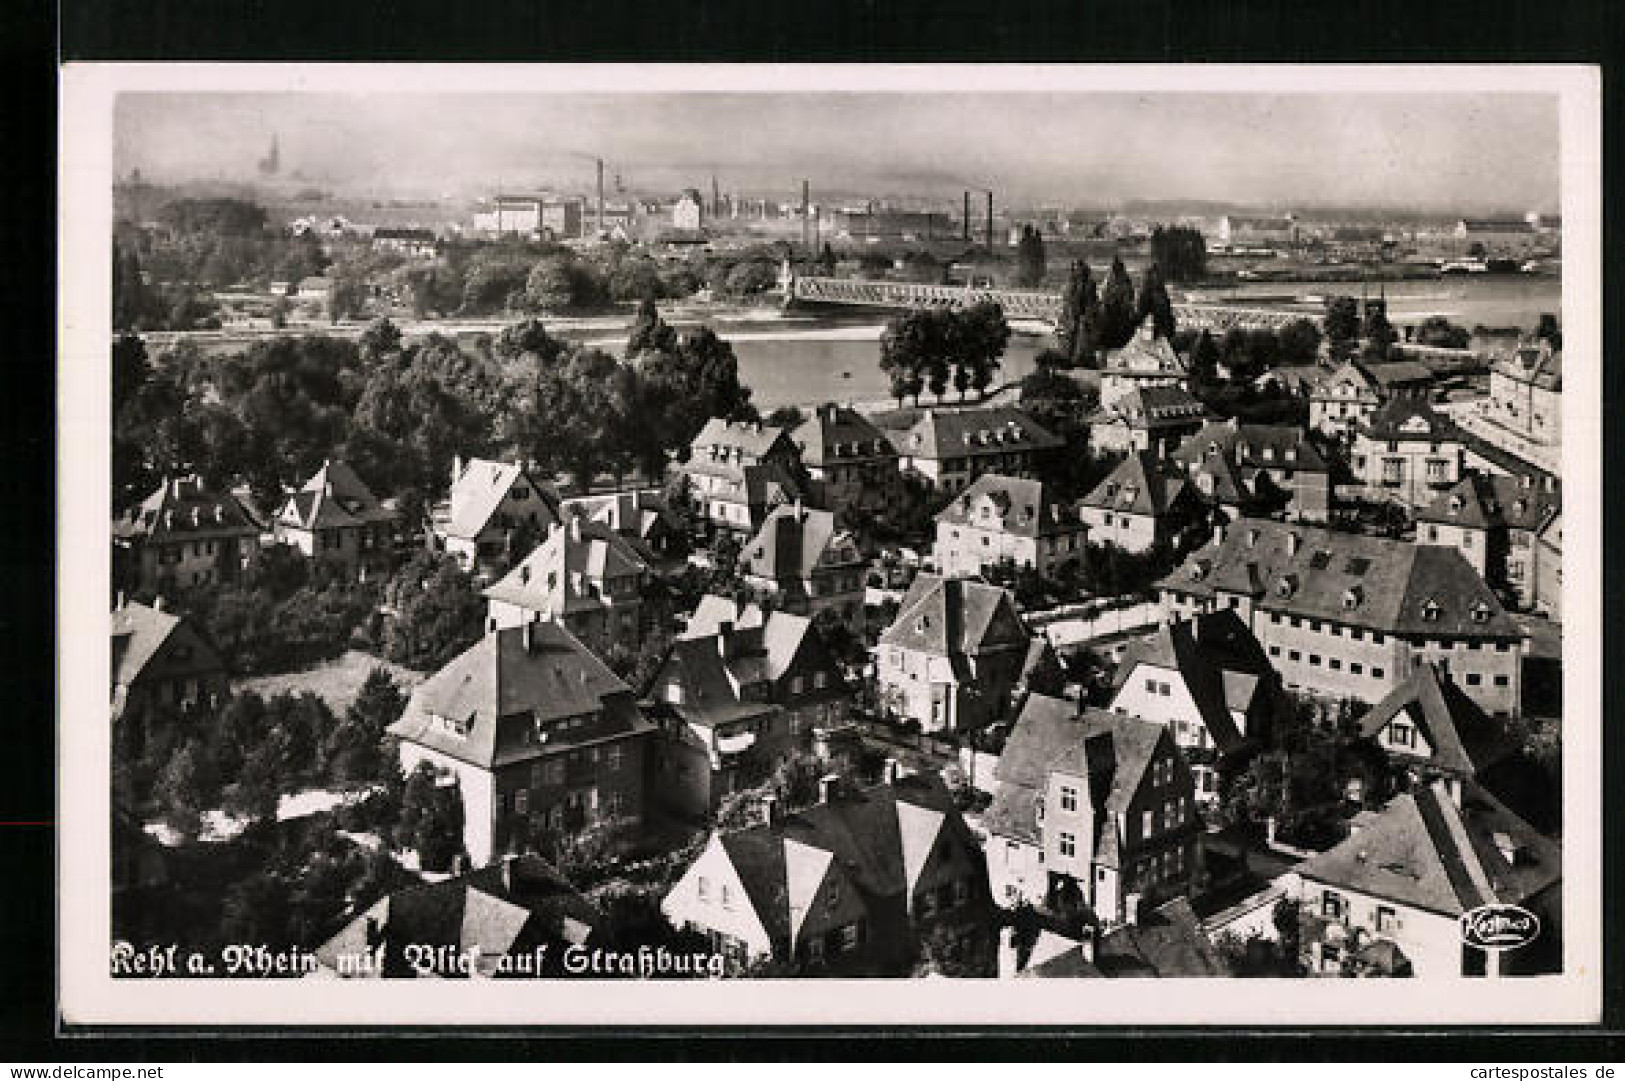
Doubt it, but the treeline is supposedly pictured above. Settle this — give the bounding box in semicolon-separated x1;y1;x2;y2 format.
877;303;1011;405
114;300;756;516
114;196;799;330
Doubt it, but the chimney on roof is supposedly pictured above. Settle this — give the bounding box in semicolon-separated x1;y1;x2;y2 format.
115;591;126;612
569;516;582;542
1123;891;1142;927
761;793;782;828
821;402;838;423
818;774;840;804
883;757;901;785
522;620;533;653
452;454;463;484
716;620;734;659
501;853;517;892
1287;532;1302;556
152;595;164;614
1079;924;1097;964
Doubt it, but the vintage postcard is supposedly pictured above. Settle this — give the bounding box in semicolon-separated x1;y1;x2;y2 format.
58;63;1602;1027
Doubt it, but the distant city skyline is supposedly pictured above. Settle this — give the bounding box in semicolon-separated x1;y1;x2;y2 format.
115;92;1560;214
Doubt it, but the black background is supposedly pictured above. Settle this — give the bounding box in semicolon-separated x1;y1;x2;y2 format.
14;0;1623;1060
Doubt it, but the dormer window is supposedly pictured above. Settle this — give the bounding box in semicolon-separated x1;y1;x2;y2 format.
1422;599;1442;623
1190;559;1209;581
1449;495;1463;513
1343;586;1362;610
1470;602;1491;624
1276;576;1296;598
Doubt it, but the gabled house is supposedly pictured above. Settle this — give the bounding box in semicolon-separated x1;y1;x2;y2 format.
1172;418;1332;522
1158;517;1527;717
1456;339;1562;476
273;459;399;580
1308;360;1382;440
893;407;1063;494
984;696;1201;926
433;457;562;579
791;402;900;516
558;488;684;565
1291;779;1560;978
1107;609;1277;802
1088;385;1208;457
1099;322;1190;407
1077;452;1201;554
660;768;996;975
1350;397;1465;508
314;855;603;978
738;502;866;621
932;474;1088;580
111;597;227;723
644;604;851;819
482;516;651;659
112;475;262;594
875;575;1033;734
1355;662;1515;803
1014;896;1230;978
674;419;806;535
388;622;656;867
1416;472;1562;616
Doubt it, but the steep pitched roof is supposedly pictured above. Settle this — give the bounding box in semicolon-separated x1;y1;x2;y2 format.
445;459;558;541
1296;780;1560;917
1094;386;1207;430
1496;341;1561;390
110;600;221;692
388;623;650;769
1356;663;1513;776
112;476;262;543
1024;897;1231;978
1310;360;1380;400
315;855;602;977
1079;452;1192;517
653;608;841;730
1111;609;1273;755
688;418;793;464
1416;473;1562;533
1361;360;1436;389
900;407;1063;461
792;404;895;467
1159;517;1524;639
741;504;860;585
279;459;398;531
1102;326;1188;379
713;773;972;946
482;517;648;616
935;474;1080;540
1359;396;1460;441
682;594;767;639
559;489;674;543
878;574;1029;657
984;696;1167;852
1172;419;1327;474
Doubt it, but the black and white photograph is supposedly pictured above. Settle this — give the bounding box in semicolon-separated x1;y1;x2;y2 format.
57;63;1603;1027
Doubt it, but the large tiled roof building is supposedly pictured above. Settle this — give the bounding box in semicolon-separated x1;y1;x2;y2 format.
1157;517;1526;717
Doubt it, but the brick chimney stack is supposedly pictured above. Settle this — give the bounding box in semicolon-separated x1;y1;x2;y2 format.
818;774;840;804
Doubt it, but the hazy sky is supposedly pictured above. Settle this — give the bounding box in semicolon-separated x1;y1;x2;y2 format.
114;92;1560;212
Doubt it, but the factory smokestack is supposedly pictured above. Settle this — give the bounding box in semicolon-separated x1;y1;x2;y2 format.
986;190;994;250
963;191;970;242
596;158;604;239
802;179;811;255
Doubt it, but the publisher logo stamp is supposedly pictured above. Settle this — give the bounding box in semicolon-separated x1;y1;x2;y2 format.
1459;904;1541;951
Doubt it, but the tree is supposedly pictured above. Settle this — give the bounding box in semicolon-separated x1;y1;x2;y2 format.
1415;316;1470;350
1361;302;1397;362
1098;256;1138;351
1149;225;1208;283
359;317;403;365
524;256;579;312
1054;260;1100;366
326;668;406;788
1323;297;1360;358
1535;312;1562;350
112;242;155;331
111;334;151;419
394;762;465;872
765;405;807;430
1136;263;1176;340
625;298;678;358
153;736;219;839
379;552;486;670
1014;225;1046;287
1277;318;1324;364
327;273;368;323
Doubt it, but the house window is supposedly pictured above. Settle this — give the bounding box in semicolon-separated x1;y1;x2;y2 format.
514;789;529;814
1060;785;1078;813
838;922;862;953
665;682;685;705
1288;650;1301;662
721;885;733;910
1309;654;1322;667
1373;667;1385;679
608;745;623;771
1377;905;1399;934
1351;662;1363;675
814;671;829;690
1058;832;1076;858
827;878;841;911
1389;723;1412;748
1494;675;1510;687
697;876;709;902
790;675;805;695
1321;890;1344;919
1141;809;1154;838
807;936;825;963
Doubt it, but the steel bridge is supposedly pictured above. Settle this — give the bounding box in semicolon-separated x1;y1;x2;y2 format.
781;273;1321;332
